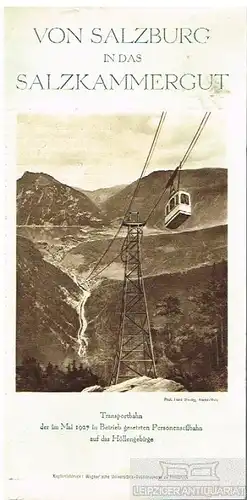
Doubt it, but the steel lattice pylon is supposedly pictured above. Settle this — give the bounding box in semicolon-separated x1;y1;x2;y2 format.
110;212;157;385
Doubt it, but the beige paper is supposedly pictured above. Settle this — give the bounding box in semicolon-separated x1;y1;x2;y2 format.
4;5;246;500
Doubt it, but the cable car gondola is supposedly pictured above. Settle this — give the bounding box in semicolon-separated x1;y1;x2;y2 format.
164;165;191;229
165;190;191;229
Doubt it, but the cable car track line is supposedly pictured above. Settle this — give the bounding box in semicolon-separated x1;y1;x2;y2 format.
88;236;128;281
180;111;211;168
176;111;210;191
86;111;166;281
86;110;209;280
125;111;166;214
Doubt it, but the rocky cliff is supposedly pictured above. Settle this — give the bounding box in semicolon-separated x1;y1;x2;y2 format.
16;235;81;365
17;172;107;227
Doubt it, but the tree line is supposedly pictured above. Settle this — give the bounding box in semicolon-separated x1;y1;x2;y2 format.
152;261;227;391
16;357;102;392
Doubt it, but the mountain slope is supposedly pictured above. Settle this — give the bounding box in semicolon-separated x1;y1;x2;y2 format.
102;168;227;229
62;224;227;278
17;172;107;227
16;235;81;365
16;235;227;389
84;261;227;384
79;184;127;206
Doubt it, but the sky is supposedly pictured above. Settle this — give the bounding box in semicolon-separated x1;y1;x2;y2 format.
17;111;227;190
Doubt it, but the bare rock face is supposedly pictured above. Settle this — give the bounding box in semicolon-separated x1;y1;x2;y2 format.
82;385;104;392
81;376;187;392
17;171;106;227
16;235;81;365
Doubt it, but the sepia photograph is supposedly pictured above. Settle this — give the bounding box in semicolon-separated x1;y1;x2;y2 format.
5;7;246;500
16;112;227;393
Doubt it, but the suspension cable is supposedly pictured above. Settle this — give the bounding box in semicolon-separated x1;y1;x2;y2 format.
86;225;124;280
177;111;210;191
180;111;211;168
86;111;166;280
125;111;166;214
88;236;127;281
87;111;209;279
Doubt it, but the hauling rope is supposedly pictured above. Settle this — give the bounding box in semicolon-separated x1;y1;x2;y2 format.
86;111;167;281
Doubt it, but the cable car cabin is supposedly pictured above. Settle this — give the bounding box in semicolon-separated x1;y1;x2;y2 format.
165;191;191;229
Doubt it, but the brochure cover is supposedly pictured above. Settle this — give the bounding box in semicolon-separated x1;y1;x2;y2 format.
4;4;246;500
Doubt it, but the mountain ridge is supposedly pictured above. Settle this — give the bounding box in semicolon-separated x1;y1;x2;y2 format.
61;223;227;279
102;167;227;229
77;184;127;206
17;171;107;227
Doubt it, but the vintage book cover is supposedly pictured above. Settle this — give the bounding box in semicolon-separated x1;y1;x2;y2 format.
3;3;246;500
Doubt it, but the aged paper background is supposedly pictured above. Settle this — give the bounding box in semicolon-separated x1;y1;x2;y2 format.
4;3;246;500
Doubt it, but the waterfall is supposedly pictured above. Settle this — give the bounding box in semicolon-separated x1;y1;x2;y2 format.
77;285;91;357
71;273;91;358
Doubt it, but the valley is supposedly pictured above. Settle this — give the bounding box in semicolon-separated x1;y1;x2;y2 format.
16;167;228;391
